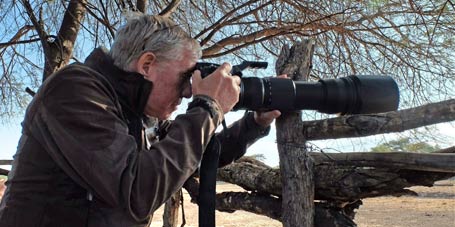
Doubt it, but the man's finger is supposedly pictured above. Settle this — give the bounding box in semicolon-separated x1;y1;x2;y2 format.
265;110;281;119
216;62;232;77
192;70;202;83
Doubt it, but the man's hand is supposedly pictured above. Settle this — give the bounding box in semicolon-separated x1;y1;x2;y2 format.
192;63;241;113
254;110;281;127
253;74;288;127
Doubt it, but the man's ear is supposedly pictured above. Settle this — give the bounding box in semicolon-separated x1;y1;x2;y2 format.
136;52;157;76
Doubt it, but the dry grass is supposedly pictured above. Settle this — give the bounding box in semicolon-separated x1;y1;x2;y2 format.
150;180;455;227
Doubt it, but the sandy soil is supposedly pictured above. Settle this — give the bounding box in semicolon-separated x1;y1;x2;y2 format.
149;180;455;227
0;178;452;226
355;180;455;227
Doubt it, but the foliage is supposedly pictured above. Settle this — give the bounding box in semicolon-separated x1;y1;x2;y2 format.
371;137;441;153
0;0;454;120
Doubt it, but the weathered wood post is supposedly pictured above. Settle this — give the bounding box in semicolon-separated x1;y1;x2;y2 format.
275;40;315;227
162;190;182;227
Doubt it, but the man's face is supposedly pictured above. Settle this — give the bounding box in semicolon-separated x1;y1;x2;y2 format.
142;49;196;120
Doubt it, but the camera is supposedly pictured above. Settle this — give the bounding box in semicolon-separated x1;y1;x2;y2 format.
195;61;399;114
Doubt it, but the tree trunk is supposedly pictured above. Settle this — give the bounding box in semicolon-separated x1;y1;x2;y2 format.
275;40;316;227
43;0;87;80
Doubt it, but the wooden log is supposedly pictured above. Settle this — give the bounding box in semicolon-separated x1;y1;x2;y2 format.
216;192;357;227
433;145;455;154
310;152;455;173
301;99;455;141
264;99;454;143
0;168;8;176
275;41;315;227
183;177;358;227
0;160;13;165
0;160;12;176
217;156;455;202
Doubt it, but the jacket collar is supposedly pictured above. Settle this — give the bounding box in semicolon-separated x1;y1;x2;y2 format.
84;48;153;117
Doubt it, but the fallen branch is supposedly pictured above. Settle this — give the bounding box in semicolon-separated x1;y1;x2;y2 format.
183;177;358;227
217;156;454;201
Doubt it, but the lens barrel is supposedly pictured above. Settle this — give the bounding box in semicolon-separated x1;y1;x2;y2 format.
234;75;399;114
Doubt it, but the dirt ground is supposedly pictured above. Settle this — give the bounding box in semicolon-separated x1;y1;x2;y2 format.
0;178;452;226
149;180;455;227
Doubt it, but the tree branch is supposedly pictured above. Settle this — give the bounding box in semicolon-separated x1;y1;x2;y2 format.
43;0;87;79
159;0;181;18
202;27;295;57
0;168;9;176
82;2;115;38
197;0;270;46
136;0;147;13
300;99;455;141
20;0;47;45
0;38;41;49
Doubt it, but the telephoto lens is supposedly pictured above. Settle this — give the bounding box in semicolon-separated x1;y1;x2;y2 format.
193;61;399;114
235;75;400;114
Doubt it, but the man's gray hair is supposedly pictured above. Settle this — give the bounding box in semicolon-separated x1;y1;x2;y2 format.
110;14;201;70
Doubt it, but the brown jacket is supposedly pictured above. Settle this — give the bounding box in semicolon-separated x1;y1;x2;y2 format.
0;48;269;226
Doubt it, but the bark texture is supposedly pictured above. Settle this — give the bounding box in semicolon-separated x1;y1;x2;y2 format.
43;0;87;80
310;152;455;173
162;190;181;227
183;177;358;227
275;40;315;227
20;0;86;80
217;155;455;202
302;99;455;141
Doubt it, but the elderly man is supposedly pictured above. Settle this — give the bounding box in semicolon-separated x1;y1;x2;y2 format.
0;14;280;226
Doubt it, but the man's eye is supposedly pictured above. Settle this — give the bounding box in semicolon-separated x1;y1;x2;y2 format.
185;71;193;78
182;72;192;81
179;73;192;88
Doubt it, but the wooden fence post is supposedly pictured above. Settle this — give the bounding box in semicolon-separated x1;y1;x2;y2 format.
162;190;181;227
275;40;315;227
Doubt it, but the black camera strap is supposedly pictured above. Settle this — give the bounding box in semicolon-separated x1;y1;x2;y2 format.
198;136;220;227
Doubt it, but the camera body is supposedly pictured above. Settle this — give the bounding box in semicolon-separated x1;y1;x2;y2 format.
194;61;399;114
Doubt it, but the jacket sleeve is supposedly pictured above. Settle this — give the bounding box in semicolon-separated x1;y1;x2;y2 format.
216;111;271;167
157;112;271;168
29;67;223;221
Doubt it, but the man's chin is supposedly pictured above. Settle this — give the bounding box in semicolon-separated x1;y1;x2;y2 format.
144;112;171;121
158;111;174;121
145;106;178;121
